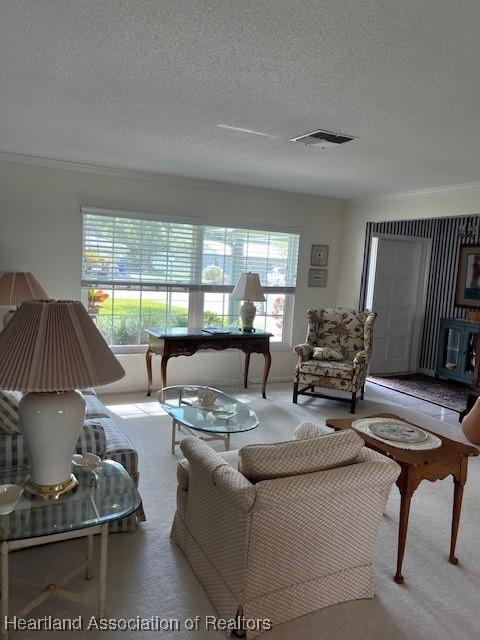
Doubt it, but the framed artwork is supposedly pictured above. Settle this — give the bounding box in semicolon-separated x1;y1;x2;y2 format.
308;268;328;287
310;244;329;266
455;244;480;308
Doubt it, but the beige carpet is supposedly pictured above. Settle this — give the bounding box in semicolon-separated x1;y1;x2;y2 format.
8;383;480;640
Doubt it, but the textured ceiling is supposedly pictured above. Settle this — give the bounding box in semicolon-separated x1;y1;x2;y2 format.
2;0;480;198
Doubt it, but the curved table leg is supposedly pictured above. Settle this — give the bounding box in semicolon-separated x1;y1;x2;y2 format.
244;353;251;389
394;489;413;584
146;348;153;396
161;355;169;390
450;478;465;565
262;352;271;399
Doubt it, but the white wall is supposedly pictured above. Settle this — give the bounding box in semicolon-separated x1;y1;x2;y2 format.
0;154;347;393
337;184;480;307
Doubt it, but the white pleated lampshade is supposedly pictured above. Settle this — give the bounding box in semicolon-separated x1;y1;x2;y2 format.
231;272;265;302
0;272;48;305
0;300;125;392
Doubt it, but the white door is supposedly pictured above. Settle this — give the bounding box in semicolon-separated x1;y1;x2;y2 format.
368;237;425;374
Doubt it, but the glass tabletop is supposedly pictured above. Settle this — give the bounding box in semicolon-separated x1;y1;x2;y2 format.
0;460;141;542
158;385;259;434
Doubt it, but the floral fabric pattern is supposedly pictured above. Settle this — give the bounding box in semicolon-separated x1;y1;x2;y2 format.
294;307;376;395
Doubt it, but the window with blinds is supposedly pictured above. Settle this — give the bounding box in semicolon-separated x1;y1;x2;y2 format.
81;208;300;347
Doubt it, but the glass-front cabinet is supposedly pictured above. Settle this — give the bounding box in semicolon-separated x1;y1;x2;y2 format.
436;319;480;384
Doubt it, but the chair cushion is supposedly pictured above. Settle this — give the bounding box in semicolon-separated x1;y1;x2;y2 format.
0;391;22;434
312;347;345;361
238;430;364;483
297;359;354;381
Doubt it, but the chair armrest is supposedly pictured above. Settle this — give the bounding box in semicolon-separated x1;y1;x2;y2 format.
293;343;314;361
212;465;256;512
180;437;256;512
353;349;368;366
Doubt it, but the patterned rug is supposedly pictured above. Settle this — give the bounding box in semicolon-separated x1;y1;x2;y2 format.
367;373;469;413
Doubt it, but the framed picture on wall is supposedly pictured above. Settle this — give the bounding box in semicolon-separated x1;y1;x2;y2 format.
308;268;328;287
455;244;480;308
310;244;329;266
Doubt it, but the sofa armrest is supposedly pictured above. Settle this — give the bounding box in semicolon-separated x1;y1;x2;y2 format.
76;420;107;458
293;343;314;362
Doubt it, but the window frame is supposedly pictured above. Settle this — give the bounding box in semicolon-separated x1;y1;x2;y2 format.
81;207;300;352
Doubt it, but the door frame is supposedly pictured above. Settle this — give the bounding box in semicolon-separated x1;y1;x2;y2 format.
366;233;432;374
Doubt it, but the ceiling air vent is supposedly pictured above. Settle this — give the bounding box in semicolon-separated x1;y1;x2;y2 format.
290;129;356;150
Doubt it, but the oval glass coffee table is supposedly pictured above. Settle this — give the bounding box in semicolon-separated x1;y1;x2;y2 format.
158;385;259;452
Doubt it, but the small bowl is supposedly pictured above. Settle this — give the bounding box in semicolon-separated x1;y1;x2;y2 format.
213;410;237;420
0;484;24;515
72;453;102;471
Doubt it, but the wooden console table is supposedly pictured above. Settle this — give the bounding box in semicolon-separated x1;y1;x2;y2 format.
326;413;478;584
145;328;272;398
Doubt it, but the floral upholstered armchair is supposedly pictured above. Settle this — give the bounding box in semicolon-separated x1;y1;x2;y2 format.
293;307;377;413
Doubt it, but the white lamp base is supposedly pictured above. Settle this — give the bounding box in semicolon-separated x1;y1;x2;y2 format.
240;301;256;332
19;390;86;498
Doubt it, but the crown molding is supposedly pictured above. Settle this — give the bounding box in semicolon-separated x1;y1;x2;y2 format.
351;180;480;206
0;151;345;206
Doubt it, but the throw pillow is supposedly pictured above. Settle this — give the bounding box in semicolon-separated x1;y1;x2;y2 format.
312;346;344;361
0;390;22;434
238;429;364;483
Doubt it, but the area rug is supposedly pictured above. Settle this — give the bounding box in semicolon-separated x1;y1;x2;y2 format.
367;373;468;413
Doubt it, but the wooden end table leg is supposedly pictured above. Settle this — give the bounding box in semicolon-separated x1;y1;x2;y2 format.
262;352;271;399
244;352;251;389
146;348;153;396
450;479;465;565
395;490;413;584
160;355;169;390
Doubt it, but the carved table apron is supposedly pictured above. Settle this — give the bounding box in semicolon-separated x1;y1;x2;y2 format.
145;329;272;398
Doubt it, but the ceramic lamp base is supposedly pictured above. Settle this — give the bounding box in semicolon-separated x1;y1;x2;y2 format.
19;390;86;498
240;300;256;332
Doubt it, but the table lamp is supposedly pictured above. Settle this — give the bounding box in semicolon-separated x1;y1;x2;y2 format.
0;272;48;327
231;272;265;332
0;300;125;498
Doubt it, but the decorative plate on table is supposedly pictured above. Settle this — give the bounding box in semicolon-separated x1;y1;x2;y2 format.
353;418;429;443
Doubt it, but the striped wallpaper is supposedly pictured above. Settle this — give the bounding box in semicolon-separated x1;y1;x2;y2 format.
359;214;480;372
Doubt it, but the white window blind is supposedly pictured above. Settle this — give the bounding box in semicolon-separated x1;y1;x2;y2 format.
82;209;300;293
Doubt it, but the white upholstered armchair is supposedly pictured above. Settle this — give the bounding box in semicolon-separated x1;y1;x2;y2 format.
171;425;399;638
293;307;377;413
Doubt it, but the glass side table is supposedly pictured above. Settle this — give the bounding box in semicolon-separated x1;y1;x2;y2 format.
0;460;141;638
159;385;259;452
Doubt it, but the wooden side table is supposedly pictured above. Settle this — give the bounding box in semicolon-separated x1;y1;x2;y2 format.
145;328;272;398
326;413;478;584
